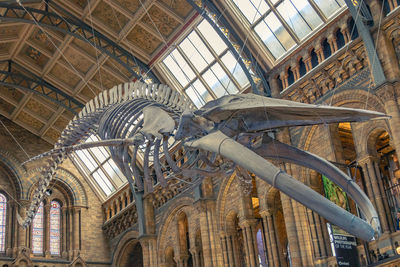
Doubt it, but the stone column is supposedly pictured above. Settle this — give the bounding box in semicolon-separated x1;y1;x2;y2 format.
72;207;80;257
44;202;50;257
61;207;68;258
314;44;324;63
340;23;351;44
219;233;229;267
6;201;14;257
358;155;390;232
239;219;259;267
377;84;400;159
268;76;282;97
303;54;312;72
17;200;29;250
140;236;158;267
260;210;280;266
68;207;73;260
327;33;338;53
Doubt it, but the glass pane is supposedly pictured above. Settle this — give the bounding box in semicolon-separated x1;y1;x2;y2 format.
186;86;205;108
88;135;109;163
180;32;214;73
163;50;195;87
221;51;249;88
32;202;44;254
210;63;238;94
202;68;227;98
197;20;227;55
90;147;108;163
313;0;343;17
254;21;286;59
75;150;97;172
0;194;6;252
277;0;312;40
50;201;61;256
93;169;115;196
103;159;126;187
291;0;323;30
232;0;269;23
193;79;213;103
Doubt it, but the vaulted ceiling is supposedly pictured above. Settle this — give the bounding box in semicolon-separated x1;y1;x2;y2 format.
0;0;194;144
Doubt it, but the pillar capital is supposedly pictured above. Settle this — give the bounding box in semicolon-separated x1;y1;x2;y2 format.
238;218;258;229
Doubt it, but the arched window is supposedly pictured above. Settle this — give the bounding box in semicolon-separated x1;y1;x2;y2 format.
0;193;7;253
32;202;44;254
50;201;61;255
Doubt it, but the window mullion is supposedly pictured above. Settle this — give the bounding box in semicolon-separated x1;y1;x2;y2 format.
215;53;243;91
100;162;120;189
265;1;301;43
194;30;242;91
308;0;328;22
178;47;218;99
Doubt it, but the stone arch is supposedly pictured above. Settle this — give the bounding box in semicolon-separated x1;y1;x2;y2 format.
111;230;140;267
298;89;386;151
112;231;142;267
365;126;392;157
24;168;88;206
0;149;24;199
157;197;195;261
216;172;239;231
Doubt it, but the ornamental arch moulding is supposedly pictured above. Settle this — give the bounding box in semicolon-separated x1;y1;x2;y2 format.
0;149;24;199
157;197;196;256
24;167;88;206
298;89;386;151
111;230;140;267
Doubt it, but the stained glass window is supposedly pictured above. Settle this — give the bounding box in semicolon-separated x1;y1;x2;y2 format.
50;201;61;255
0;193;6;252
32;202;44;254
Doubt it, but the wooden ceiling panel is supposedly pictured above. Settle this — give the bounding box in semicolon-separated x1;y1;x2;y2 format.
43;127;61;142
0;86;25;105
16;111;45;132
126;25;162;55
78;85;101;100
113;0;140;14
49;63;81;89
159;0;193;18
68;0;88;10
63;46;94;74
19;44;50;69
24;98;54;120
35;95;59;112
91;69;123;90
53;115;70;131
71;38;99;59
103;57;131;80
29;29;60;55
0;43;13;56
0;98;15;115
141;5;180;38
92;1;129;33
0;25;23;41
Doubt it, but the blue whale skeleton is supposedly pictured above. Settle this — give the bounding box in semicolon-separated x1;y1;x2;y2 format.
18;81;387;241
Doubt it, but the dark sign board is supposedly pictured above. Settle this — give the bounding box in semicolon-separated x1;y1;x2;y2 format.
323;175;360;267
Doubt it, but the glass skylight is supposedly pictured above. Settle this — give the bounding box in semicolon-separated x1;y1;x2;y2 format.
232;0;346;59
72;135;127;198
161;19;250;108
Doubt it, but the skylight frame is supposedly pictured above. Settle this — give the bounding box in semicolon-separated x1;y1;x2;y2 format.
230;0;346;61
158;17;251;108
71;134;128;199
